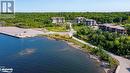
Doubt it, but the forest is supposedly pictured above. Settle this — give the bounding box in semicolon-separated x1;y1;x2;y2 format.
0;12;130;28
74;25;130;56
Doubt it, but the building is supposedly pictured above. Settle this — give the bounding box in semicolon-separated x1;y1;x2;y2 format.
51;17;65;24
75;17;97;26
75;17;86;24
85;19;97;26
99;24;127;34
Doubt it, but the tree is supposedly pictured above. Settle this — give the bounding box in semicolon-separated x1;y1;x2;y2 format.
125;24;130;35
128;16;130;23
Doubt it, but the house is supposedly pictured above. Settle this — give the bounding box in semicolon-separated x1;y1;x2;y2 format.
75;17;97;26
99;24;127;34
51;17;65;24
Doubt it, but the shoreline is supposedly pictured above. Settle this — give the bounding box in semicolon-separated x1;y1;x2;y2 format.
0;32;116;73
65;41;110;73
43;35;112;73
64;40;110;73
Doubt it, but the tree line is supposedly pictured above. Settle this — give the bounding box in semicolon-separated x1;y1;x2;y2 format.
0;12;130;28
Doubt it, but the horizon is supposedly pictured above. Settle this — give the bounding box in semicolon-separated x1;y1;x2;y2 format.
15;11;130;13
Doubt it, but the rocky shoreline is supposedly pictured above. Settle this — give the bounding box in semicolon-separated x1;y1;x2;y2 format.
65;41;112;73
44;35;114;73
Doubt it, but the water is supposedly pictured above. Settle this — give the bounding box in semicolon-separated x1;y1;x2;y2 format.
0;34;105;73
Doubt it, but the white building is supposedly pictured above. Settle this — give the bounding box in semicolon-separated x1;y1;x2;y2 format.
85;19;97;26
51;17;65;24
75;17;86;24
75;17;97;26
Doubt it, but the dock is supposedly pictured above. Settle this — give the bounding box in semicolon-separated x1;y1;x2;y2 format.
0;27;44;38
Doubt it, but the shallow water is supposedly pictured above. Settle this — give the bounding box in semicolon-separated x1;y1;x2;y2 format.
0;34;105;73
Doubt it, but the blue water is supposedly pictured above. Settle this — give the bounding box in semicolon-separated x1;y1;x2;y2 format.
0;34;105;73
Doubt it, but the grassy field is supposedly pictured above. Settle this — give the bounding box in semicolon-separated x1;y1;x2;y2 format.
128;36;130;39
45;26;68;32
73;25;85;31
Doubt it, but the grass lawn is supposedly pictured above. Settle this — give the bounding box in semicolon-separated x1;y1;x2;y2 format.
73;25;85;31
45;26;68;32
128;36;130;40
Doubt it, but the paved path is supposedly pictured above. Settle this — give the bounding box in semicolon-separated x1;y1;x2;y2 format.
72;36;96;48
109;53;130;73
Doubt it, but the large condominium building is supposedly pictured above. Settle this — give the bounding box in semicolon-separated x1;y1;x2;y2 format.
51;17;65;24
75;17;86;24
85;19;97;26
75;17;97;26
99;24;127;34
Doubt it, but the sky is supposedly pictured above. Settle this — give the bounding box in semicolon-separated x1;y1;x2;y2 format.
15;0;130;12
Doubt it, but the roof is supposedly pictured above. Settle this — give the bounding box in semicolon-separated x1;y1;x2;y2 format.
85;19;96;21
75;17;96;21
101;24;125;30
76;17;85;19
51;17;65;19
